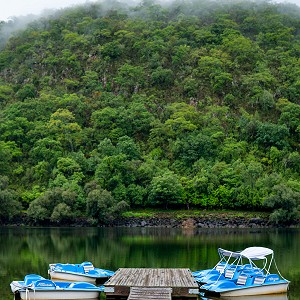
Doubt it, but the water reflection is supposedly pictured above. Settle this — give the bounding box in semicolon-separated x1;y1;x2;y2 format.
1;227;299;300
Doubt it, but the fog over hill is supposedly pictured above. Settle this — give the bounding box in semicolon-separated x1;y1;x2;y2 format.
1;0;300;21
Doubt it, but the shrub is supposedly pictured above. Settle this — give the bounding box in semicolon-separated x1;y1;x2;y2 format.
27;200;49;223
51;203;73;223
0;176;21;222
86;188;129;224
264;184;300;225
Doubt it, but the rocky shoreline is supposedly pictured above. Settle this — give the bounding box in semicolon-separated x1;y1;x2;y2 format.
111;216;272;228
6;214;299;228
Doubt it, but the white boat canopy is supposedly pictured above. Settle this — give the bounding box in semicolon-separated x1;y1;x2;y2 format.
218;247;273;260
240;247;274;260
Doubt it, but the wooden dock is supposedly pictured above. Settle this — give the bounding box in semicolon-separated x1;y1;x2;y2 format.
104;268;199;299
128;287;172;300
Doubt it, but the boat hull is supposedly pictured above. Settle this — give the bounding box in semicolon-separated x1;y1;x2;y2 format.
17;290;100;300
221;294;288;300
49;271;99;283
220;282;289;297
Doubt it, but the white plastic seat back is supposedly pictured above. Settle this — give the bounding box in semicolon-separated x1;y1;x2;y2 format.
253;276;265;285
83;265;94;273
224;269;235;279
237;275;247;285
215;265;225;274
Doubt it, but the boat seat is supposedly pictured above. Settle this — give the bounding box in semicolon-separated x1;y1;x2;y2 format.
68;282;96;289
224;268;240;280
83;265;95;273
241;267;262;275
34;279;56;289
24;274;44;285
62;264;77;272
215;263;227;274
241;264;252;270
81;262;95;273
236;274;247;285
253;276;266;285
236;274;254;286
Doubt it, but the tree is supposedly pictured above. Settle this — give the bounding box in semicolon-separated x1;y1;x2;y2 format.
0;141;22;175
47;108;82;152
27;187;78;224
277;100;300;137
114;63;145;95
86;187;129;224
0;176;20;222
51;203;73;223
15;84;37;101
195;53;233;96
256;122;289;149
151;67;174;88
222;34;262;72
118;97;155;138
0;84;14;108
264;184;300;225
148;170;183;208
100;41;123;59
91;107;121;140
116;136;141;160
30;138;63;166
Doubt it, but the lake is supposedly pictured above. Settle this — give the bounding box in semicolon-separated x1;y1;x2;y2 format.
0;226;299;300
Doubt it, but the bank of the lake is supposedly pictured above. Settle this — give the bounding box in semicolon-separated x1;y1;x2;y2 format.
6;210;300;228
112;210;274;228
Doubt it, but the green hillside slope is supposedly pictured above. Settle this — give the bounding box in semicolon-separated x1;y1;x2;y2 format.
0;0;300;225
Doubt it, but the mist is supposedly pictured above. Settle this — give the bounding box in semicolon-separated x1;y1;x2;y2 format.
1;0;300;21
1;0;300;49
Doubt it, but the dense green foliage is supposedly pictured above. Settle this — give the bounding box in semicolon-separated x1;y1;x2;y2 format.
1;0;300;224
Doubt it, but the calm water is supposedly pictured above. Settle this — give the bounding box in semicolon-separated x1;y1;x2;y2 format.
0;226;299;300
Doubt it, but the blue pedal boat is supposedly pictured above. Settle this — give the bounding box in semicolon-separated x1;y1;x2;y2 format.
48;261;114;283
193;247;246;284
200;247;289;297
10;274;104;300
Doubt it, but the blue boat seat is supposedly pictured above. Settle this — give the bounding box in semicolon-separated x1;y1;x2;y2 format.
34;279;56;289
24;274;45;285
241;267;262;274
58;264;78;272
240;264;252;271
67;282;98;289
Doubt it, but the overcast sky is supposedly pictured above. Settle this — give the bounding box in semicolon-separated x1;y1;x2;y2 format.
0;0;97;21
1;0;300;21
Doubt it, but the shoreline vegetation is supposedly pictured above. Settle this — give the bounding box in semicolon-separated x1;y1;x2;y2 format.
5;210;300;228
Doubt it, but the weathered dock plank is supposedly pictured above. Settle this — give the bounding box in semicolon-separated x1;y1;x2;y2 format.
128;287;172;300
104;268;199;299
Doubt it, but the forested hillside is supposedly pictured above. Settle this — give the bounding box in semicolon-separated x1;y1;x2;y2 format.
1;0;300;225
